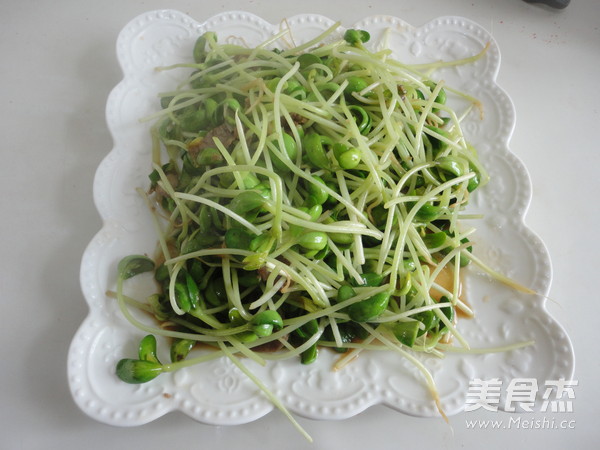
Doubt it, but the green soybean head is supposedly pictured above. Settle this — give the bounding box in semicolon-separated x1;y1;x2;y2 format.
116;359;164;384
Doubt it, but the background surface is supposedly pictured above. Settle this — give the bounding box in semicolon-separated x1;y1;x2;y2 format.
1;0;598;449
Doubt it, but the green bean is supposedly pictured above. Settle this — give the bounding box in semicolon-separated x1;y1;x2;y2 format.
182;228;220;254
392;321;420;347
297;53;321;69
353;272;384;287
174;281;192;312
298;231;328;251
252;324;274;337
182;153;204;176
180;109;206;132
285;79;304;96
251;310;284;331
346;291;391;322
266;77;283;92
303;133;332;169
321;215;354;245
344;76;368;96
188;260;205;280
423;231;447;249
249;233;275;253
424;80;446;110
269;132;298;172
370;204;395;230
425;125;451;156
253;181;272;200
436;298;455;332
333;143;361;169
154;264;169;282
301;343;318;364
303;204;323;221
205;278;226;307
337;285;356;303
235;330;259;343
343;29;370;46
117;255;154;280
348;105;371;135
228;190;265;221
317;82;341;96
467;164;481;192
292;318;320;364
170;338;196;362
414;203;442;222
328;230;354;245
304;176;329;206
147;294;170;321
197;147;224;166
296;318;319;339
228;307;245;326
138;335;161;364
414;309;439;336
321;322;359;352
203;97;219;126
185;272;200;309
193;32;216;63
225;227;256;250
242;173;261;189
337;148;361;169
218;98;242;125
116;358;164;384
441;235;473;267
398;272;412;296
436;156;466;179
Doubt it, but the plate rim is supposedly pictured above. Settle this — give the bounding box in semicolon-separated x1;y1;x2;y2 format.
69;9;574;428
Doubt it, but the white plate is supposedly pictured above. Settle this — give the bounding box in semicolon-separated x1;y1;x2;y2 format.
68;10;574;427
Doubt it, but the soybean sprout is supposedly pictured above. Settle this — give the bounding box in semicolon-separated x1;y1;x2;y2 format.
111;24;532;441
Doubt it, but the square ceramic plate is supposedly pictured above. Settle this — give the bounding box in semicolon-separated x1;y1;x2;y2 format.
68;10;574;427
